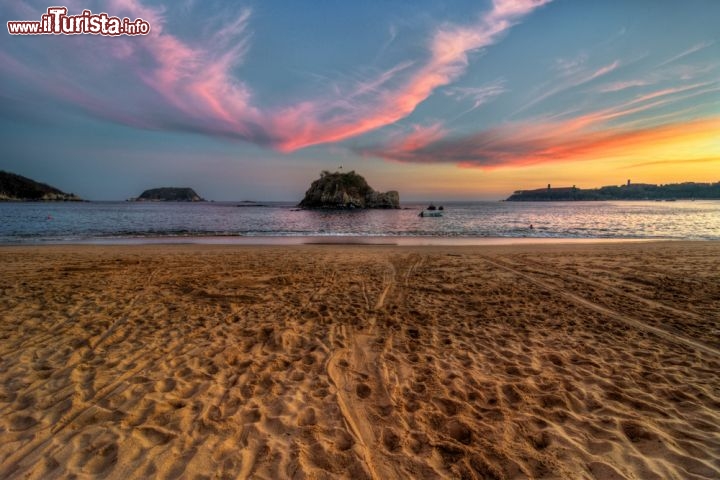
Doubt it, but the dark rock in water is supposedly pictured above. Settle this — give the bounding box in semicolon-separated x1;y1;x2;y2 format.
298;170;399;209
0;170;83;201
136;187;205;202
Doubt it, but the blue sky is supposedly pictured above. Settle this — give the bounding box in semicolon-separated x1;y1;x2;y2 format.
1;0;719;200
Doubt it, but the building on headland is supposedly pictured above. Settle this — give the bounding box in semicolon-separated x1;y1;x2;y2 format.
621;180;655;189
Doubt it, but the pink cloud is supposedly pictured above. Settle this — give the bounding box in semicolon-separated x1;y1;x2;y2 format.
109;0;260;131
389;123;448;154
492;0;553;16
2;0;551;152
270;0;552;151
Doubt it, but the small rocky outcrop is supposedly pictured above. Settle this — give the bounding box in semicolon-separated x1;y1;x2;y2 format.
298;171;399;209
136;187;205;202
0;171;83;201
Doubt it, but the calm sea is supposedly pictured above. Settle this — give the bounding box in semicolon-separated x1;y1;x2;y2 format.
1;200;719;244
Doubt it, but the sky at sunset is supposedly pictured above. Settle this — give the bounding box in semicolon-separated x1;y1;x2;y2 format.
1;0;719;201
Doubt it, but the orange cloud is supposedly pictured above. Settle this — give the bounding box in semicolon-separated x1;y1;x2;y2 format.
360;117;720;172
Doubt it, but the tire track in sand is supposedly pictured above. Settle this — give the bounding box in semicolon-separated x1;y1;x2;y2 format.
326;254;425;480
482;256;720;358
327;332;401;480
502;256;708;324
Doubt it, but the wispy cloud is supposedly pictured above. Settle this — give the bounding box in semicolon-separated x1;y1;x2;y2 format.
597;52;720;94
598;80;652;93
622;156;720;169
585;61;621;82
668;62;720;81
444;79;507;110
1;0;552;152
549;81;716;133
374;24;398;61
629;82;714;105
514;56;621;115
657;41;714;67
554;53;588;76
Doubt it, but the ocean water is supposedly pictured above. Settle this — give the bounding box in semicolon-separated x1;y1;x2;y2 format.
1;200;719;243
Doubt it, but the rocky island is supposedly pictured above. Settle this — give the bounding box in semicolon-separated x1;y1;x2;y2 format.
0;170;83;201
298;170;399;209
135;187;205;202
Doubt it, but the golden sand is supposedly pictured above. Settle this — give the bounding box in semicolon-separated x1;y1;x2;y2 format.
0;242;718;479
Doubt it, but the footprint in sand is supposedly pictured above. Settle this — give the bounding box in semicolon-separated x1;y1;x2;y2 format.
382;428;402;452
355;383;372;399
530;430;552;451
157;377;176;392
9;414;38;431
334;429;354;451
621;420;657;443
412;382;426;394
137;426;176;446
445;419;473;445
298;407;317;426
80;441;118;475
14;394;36;410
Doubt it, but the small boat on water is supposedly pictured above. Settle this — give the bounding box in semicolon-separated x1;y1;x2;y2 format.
419;210;442;217
419;204;444;217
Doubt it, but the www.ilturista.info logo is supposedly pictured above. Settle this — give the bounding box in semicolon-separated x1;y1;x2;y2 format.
7;7;150;36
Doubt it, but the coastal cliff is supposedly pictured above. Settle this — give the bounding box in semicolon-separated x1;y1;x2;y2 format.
0;171;83;201
136;187;205;202
298;171;399;209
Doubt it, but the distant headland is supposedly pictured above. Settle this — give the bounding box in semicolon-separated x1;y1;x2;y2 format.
299;170;399;209
0;171;83;201
133;187;205;202
507;181;720;201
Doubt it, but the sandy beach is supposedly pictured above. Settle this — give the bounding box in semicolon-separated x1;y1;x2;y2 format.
0;241;718;479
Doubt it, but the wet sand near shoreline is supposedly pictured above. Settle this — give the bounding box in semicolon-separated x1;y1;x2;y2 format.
0;242;718;479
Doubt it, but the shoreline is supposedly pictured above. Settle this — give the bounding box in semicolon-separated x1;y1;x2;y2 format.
0;235;672;247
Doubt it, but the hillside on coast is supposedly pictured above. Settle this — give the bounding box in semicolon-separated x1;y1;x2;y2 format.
0;171;83;201
507;182;720;201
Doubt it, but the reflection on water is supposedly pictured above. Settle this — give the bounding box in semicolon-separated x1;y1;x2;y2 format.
0;200;719;243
